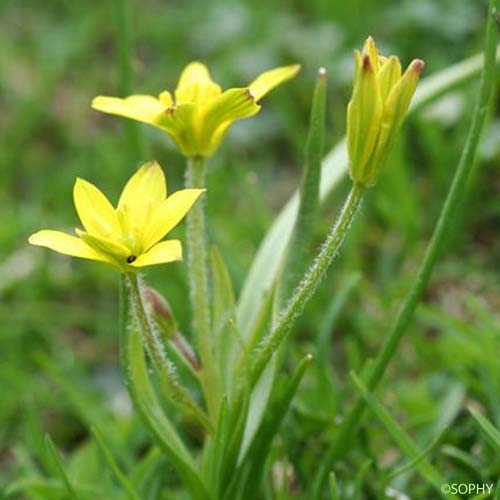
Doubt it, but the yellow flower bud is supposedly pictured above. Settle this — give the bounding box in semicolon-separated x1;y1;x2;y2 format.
347;37;424;187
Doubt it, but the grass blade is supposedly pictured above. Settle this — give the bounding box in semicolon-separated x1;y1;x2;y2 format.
92;427;141;500
349;372;455;499
44;434;79;500
231;355;312;500
469;407;500;453
329;471;339;500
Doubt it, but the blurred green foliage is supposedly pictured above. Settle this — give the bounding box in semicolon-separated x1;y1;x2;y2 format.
1;0;499;498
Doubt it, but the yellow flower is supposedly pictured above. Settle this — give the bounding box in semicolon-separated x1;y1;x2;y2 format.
29;161;203;271
347;37;424;187
91;62;300;158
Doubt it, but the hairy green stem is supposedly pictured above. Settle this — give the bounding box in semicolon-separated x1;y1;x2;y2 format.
250;183;365;387
126;273;212;431
312;1;499;494
185;157;219;420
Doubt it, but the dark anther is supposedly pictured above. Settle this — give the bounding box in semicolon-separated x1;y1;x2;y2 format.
127;255;137;263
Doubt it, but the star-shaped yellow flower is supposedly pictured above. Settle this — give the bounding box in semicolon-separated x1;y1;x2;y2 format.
29;162;203;271
92;62;300;158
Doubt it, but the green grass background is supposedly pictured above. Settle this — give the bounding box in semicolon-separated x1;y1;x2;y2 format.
1;0;499;498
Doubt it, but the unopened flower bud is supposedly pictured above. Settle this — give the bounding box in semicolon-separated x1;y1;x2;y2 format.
144;286;177;338
144;287;200;370
347;36;424;187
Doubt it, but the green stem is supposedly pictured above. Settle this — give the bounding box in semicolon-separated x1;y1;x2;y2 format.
249;183;365;387
185;156;219;420
126;273;212;432
312;1;499;494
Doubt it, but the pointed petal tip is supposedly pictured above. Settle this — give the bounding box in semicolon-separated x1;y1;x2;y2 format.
410;59;425;74
363;35;376;52
317;67;327;80
362;54;373;72
142;159;162;170
73;177;88;190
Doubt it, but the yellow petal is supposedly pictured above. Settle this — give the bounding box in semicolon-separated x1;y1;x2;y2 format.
117;161;167;231
362;36;381;73
175;62;221;105
366;59;424;176
92;95;167;125
206;121;232;156
143;188;204;249
158;91;173;107
384;59;424;131
131;239;182;267
28;230;111;263
248;64;301;102
73;178;121;237
76;229;131;265
378;56;402;102
153;103;198;156
204;88;260;125
347;51;383;183
198;88;260;154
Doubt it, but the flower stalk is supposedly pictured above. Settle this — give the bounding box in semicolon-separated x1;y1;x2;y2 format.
249;182;365;387
185;156;219;420
125;272;212;432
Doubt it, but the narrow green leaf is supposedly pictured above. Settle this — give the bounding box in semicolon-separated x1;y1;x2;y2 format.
92;427;141;500
275;67;327;307
440;445;482;474
350;372;455;499
44;434;79;500
469;407;500;453
4;477;100;497
352;460;372;500
211;245;240;390
384;432;443;484
495;477;500;500
220;387;251;500
329;471;339;500
119;276;209;499
130;447;162;488
232;355;313;500
212;246;237;328
233;286;276;465
202;398;230;498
